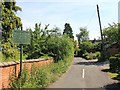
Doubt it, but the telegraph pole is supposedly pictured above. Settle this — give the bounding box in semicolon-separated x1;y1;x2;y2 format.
97;4;105;61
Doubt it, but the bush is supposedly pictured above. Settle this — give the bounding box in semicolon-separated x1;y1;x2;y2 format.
82;52;100;60
42;36;74;62
80;41;94;53
109;55;120;73
2;42;19;61
25;31;74;63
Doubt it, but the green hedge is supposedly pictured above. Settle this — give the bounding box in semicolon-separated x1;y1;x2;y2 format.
109;54;120;73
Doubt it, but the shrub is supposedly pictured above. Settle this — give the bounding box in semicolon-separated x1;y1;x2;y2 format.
109;55;120;73
25;33;74;63
40;36;74;62
2;42;20;61
80;41;94;53
82;52;100;60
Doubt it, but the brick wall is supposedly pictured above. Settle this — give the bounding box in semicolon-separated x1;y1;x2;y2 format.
0;58;53;89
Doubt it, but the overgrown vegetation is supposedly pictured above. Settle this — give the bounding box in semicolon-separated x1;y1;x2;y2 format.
103;23;118;46
10;42;74;88
76;27;101;60
23;23;74;63
102;23;120;82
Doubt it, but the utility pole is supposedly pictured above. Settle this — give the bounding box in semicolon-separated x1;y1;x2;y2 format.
97;4;105;61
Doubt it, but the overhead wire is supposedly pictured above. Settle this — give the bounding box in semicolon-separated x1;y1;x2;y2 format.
86;1;118;28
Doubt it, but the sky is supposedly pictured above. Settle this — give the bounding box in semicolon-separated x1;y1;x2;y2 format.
16;0;119;40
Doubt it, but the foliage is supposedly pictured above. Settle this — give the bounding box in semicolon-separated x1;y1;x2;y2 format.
23;23;50;59
40;55;53;59
24;23;74;63
10;51;74;88
76;26;101;59
1;1;22;60
109;55;120;73
103;23;118;45
83;52;100;60
10;68;29;88
76;27;89;43
93;42;101;51
2;42;19;60
79;41;94;56
43;36;74;62
63;23;74;39
108;72;119;79
0;51;27;62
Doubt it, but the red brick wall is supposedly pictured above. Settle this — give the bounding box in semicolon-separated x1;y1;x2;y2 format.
0;58;53;89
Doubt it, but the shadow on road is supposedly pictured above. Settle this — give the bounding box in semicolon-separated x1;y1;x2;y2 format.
101;69;120;89
74;61;105;66
103;83;120;90
101;69;120;81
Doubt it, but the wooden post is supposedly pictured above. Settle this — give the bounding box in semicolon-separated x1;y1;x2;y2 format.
97;4;105;61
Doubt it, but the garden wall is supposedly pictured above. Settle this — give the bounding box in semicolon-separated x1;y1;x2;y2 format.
0;58;53;89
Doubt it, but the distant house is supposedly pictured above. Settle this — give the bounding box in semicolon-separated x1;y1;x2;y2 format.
106;42;120;57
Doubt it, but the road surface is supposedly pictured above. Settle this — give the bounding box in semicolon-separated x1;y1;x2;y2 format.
47;57;120;89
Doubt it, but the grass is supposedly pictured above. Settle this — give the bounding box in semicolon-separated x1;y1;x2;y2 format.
102;69;118;78
108;72;119;78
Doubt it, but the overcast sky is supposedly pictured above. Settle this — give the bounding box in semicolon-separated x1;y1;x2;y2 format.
16;0;119;40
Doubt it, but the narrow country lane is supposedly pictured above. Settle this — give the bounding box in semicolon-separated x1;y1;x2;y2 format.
47;57;120;89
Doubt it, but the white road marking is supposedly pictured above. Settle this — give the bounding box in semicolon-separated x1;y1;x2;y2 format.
82;69;85;78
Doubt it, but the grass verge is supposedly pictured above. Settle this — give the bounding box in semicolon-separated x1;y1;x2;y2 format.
10;55;74;88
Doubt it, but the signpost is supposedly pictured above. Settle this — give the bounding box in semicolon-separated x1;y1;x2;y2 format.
12;30;31;78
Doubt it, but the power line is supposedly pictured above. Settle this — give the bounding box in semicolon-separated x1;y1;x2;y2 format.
86;10;96;27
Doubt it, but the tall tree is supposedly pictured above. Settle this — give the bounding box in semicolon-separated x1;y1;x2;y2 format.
63;23;74;39
1;0;22;59
76;27;89;43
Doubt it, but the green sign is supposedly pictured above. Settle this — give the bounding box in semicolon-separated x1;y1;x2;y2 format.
12;30;31;44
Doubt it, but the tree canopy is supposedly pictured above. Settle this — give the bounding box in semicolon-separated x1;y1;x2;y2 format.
76;27;89;43
63;23;74;39
103;23;118;45
1;0;22;60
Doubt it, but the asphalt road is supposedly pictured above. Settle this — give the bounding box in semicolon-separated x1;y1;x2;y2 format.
47;57;120;89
